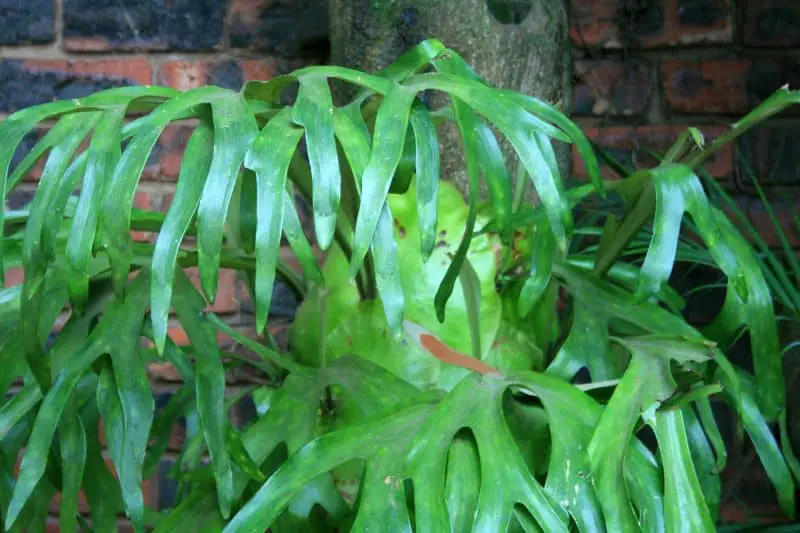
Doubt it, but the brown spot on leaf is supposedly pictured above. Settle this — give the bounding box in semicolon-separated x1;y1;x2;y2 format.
393;218;407;237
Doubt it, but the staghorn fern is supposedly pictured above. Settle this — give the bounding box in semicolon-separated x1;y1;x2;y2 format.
1;40;798;531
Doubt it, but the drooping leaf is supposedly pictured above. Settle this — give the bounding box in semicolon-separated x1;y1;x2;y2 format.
519;219;556;318
292;76;341;251
58;399;87;533
717;369;796;518
172;270;235;518
243;108;304;332
683;406;721;521
66;108;125;308
110;325;155;527
349;84;417;278
409;102;440;259
151;121;214;353
282;187;323;286
432;94;480;324
196;91;259;302
372;202;405;335
5;272;151;530
648;408;715;532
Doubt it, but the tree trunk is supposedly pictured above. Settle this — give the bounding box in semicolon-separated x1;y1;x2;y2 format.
328;0;572;199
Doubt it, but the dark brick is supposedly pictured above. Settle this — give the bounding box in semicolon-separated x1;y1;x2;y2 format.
678;0;725;26
743;1;800;47
573;60;653;116
239;279;298;319
164;0;226;51
63;0;224;52
9;130;39;175
209;60;245;91
747;58;800;112
570;0;732;48
744;195;800;248
0;0;54;45
150;123;194;180
63;0;164;50
736;126;800;192
0;59;151;113
5;188;35;210
230;394;258;429
229;0;330;58
662;59;750;114
629;1;665;37
157;459;179;510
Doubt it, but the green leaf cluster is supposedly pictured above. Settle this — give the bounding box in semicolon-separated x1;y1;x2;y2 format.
1;40;798;531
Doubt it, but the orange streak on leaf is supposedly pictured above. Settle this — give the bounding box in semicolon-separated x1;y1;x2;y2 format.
419;333;500;376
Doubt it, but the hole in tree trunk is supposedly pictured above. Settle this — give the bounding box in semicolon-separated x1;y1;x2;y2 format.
486;0;533;25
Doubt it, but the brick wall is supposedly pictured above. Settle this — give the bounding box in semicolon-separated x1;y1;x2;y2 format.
1;0;798;528
0;0;324;526
571;0;800;250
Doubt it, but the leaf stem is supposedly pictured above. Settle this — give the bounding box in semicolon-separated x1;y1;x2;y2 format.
205;314;304;374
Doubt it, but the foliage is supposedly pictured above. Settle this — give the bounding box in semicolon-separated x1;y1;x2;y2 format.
1;39;799;531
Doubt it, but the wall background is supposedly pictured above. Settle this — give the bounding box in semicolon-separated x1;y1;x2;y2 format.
1;0;798;529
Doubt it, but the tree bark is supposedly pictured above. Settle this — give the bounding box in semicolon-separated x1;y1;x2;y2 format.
328;0;572;199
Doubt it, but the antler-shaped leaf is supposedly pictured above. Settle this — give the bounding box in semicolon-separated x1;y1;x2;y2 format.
632;164;783;419
5;271;150;530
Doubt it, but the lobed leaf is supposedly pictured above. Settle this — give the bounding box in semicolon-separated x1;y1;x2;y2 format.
5;272;150;530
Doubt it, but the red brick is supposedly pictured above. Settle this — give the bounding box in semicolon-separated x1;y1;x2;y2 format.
158;61;208;91
570;0;732;49
149;123;195;181
3;267;24;288
572;125;733;180
743;1;800;47
23;58;152;86
49;489;91;514
573;60;654;116
148;360;185;382
184;267;239;314
158;59;277;92
131;191;155;242
239;59;278;83
570;0;623;48
662;60;750;114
